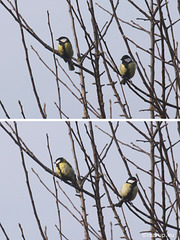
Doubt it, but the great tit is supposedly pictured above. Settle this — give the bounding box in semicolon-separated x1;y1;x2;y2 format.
56;37;75;71
55;157;79;192
116;176;138;207
120;55;136;85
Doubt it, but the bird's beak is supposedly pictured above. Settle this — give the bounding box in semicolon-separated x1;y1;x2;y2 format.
56;38;59;41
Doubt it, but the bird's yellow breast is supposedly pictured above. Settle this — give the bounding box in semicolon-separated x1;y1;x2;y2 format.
120;183;132;197
120;64;128;76
120;62;136;79
56;162;75;182
120;183;138;200
58;44;64;57
58;42;73;60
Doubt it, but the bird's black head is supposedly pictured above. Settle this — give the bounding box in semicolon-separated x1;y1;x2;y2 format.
121;55;132;63
126;177;137;185
56;37;69;43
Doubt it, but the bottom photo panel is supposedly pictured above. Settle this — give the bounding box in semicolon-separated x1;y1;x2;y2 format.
0;121;179;240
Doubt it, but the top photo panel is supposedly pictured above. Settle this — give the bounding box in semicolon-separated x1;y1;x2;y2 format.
1;1;180;119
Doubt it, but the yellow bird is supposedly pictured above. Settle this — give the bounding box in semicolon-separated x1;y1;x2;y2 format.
55;157;79;192
116;176;138;207
56;37;75;71
120;55;136;85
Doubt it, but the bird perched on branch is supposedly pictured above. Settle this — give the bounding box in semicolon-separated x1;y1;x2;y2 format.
115;176;138;207
55;157;79;192
120;55;136;85
56;36;75;71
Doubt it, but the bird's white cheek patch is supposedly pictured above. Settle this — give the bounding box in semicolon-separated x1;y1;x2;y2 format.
125;58;131;63
127;180;135;184
61;38;67;42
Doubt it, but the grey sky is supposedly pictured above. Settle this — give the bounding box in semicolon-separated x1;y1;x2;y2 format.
0;1;179;118
0;121;179;239
0;0;180;239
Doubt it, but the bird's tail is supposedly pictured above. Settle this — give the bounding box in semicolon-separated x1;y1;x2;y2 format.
74;181;80;193
72;176;80;193
114;199;124;207
68;60;75;71
120;78;128;85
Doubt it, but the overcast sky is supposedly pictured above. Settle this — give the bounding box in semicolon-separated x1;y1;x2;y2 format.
0;0;180;239
0;1;179;119
0;120;179;239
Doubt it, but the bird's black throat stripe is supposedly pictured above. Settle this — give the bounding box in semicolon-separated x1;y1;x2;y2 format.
60;42;69;62
57;164;67;181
